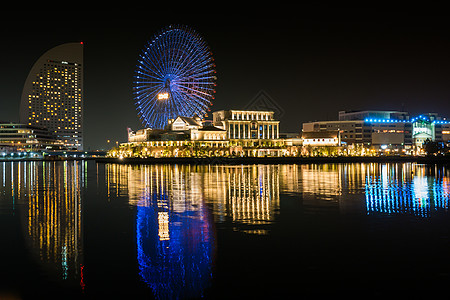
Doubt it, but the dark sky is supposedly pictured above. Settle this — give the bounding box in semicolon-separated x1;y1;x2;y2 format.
1;8;450;150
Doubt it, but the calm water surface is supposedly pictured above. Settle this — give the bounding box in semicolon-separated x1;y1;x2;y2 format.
0;161;450;298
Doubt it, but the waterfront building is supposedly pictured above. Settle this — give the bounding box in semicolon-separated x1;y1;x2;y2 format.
119;109;283;158
302;110;450;149
212;110;283;156
191;126;227;142
302;131;340;147
128;115;227;144
167;115;202;131
212;110;279;140
127;128;156;143
0;122;64;152
125;114;229;158
20;43;83;150
166;115;227;142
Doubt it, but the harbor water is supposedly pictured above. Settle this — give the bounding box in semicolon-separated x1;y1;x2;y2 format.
0;161;449;298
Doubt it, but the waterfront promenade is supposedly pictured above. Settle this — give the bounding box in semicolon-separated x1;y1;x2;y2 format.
96;155;450;165
2;155;449;165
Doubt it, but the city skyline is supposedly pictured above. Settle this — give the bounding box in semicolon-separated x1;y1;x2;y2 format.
2;9;450;150
2;8;450;297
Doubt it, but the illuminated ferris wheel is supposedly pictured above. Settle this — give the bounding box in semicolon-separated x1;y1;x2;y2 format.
133;25;217;129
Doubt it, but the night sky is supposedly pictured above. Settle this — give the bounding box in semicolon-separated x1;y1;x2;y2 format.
1;9;450;150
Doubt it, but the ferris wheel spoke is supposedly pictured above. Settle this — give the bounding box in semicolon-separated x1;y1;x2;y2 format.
169;95;183;117
138;94;159;112
139;52;165;79
136;64;164;81
180;62;214;76
180;70;216;82
136;72;162;85
185;97;210;116
177;85;215;96
137;89;165;112
177;84;213;98
166;37;184;74
135;80;165;87
145;46;166;79
175;45;209;77
178;59;213;79
136;81;166;86
161;34;174;76
185;44;211;69
138;102;158;126
141;101;163;127
135;85;163;98
180;80;216;89
184;92;210;108
177;43;208;67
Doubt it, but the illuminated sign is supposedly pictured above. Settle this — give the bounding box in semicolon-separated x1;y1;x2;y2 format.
157;92;169;100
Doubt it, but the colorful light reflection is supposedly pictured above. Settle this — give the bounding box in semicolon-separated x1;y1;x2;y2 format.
134;167;215;299
365;166;450;217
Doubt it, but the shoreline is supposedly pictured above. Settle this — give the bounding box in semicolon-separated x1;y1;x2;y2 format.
95;156;450;165
1;156;449;165
0;157;98;162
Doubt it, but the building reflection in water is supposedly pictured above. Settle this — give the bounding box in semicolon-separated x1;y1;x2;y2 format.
279;163;450;217
106;162;450;221
0;161;84;283
106;164;281;236
104;162;450;297
105;164;282;298
202;165;280;235
279;164;368;215
106;163;373;235
365;164;450;217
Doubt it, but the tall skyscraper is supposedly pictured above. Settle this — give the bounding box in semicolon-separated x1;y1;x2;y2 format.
20;43;83;150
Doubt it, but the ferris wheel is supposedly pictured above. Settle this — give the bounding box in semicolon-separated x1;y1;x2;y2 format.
133;25;217;129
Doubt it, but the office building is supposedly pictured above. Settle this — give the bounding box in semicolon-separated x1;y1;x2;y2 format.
20;43;83;150
302;110;450;148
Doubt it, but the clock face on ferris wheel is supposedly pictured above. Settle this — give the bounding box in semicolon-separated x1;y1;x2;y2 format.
133;25;217;129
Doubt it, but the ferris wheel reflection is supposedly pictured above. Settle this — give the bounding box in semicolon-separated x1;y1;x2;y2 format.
123;165;215;299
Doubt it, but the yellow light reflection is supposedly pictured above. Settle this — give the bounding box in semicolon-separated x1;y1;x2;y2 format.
2;161;84;282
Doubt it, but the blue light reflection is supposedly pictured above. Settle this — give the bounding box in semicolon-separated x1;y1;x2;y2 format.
135;180;215;299
365;166;450;217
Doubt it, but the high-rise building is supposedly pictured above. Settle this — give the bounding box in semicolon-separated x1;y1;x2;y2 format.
20;43;83;150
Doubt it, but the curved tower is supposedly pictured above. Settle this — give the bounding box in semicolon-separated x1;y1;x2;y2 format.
20;43;83;150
